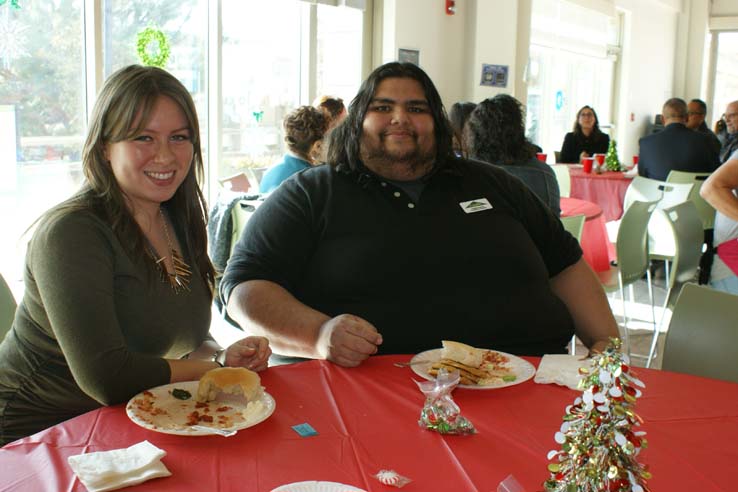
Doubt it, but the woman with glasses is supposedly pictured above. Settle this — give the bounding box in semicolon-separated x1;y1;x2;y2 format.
559;105;610;164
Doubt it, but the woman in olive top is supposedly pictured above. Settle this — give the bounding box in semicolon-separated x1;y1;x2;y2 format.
0;65;270;445
559;105;610;163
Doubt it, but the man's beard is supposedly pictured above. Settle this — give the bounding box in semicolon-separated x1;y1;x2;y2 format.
360;134;436;178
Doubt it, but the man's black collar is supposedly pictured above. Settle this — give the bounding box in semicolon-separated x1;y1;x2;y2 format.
335;154;464;185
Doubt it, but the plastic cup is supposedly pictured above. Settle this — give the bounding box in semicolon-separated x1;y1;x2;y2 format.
536;153;547;163
594;153;606;166
632;155;639;165
582;157;594;173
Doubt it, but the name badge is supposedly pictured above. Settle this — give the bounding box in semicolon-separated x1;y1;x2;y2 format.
459;198;493;214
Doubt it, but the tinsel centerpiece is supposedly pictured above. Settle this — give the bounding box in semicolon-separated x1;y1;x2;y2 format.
543;338;651;492
605;139;622;171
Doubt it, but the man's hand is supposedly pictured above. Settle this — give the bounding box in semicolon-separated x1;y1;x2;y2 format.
225;336;272;372
316;314;383;367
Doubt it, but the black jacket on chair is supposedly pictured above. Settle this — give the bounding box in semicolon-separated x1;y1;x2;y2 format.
638;123;720;181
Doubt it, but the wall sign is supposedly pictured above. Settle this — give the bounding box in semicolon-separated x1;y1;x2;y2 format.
398;48;420;66
555;90;564;111
480;64;508;87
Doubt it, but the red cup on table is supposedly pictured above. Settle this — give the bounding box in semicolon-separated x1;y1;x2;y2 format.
536;153;547;163
594;153;606;167
632;155;639;169
582;157;595;173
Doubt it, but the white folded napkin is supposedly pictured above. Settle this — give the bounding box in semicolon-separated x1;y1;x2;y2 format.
534;354;589;390
68;440;171;492
624;165;638;177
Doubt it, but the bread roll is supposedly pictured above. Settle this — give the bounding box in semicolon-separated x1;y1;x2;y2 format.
196;367;261;403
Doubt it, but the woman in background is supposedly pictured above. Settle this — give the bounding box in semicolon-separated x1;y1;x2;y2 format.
259;106;328;193
313;95;347;130
559;105;610;163
465;94;560;216
0;65;270;445
448;101;476;157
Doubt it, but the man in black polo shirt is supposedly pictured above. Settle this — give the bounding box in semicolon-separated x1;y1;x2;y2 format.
221;62;618;367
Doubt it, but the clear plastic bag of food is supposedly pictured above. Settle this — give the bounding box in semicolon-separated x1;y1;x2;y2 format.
416;369;476;435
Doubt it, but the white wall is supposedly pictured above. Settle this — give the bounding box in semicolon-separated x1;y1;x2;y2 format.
468;1;520;102
374;0;708;160
376;0;468;107
614;0;680;160
711;0;738;16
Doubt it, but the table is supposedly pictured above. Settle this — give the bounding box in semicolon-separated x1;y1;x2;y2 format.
568;166;633;222
2;355;737;492
560;197;613;272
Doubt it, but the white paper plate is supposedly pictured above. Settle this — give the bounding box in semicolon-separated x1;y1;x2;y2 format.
126;381;275;436
271;481;366;492
410;348;536;390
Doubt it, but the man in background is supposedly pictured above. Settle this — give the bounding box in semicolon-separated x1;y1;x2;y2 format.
686;98;721;155
720;100;738;163
639;97;719;181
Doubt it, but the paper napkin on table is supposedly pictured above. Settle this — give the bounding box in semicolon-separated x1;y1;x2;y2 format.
67;440;171;492
534;354;589;390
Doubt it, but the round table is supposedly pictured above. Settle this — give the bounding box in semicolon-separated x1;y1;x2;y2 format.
560;196;613;272
2;355;736;492
568;166;633;222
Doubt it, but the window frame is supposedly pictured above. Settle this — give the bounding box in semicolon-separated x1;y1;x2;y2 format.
81;0;371;202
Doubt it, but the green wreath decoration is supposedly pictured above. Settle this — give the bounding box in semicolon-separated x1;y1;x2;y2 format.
136;27;170;68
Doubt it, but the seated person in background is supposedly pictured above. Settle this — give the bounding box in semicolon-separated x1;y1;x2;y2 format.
0;65;270;446
686;98;721;155
719;100;738;163
221;62;619;368
715;117;728;147
559;105;610;163
638;97;719;181
314;95;347;130
701;150;738;295
448;101;476;157
464;94;560;216
259;106;328;193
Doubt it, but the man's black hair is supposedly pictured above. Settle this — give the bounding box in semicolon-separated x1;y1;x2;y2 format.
326;62;454;171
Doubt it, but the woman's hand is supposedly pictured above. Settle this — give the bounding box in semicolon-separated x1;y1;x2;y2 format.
579;151;590;162
225;336;271;371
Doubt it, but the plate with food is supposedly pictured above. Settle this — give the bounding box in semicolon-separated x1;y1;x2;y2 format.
409;340;536;390
126;367;275;436
271;481;366;492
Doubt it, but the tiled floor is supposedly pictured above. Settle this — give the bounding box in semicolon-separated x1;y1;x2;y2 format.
575;271;671;369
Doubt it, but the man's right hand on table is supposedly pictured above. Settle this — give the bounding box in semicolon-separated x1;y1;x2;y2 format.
317;314;383;367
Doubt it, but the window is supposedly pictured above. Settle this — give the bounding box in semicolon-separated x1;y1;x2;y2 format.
0;1;86;285
0;0;367;288
526;0;619;160
711;31;738;124
220;0;303;182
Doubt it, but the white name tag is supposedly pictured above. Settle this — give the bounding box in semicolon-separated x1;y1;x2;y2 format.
459;198;493;214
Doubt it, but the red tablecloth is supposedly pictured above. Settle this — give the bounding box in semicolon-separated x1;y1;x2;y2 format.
569;166;633;222
560;197;613;272
2;356;736;492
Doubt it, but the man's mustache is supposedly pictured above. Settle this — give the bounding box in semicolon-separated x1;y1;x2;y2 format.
381;128;416;138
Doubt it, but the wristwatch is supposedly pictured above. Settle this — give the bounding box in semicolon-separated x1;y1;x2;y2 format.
212;348;226;367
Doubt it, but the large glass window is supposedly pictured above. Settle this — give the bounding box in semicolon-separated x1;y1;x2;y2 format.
0;2;86;289
220;0;303;185
316;4;364;104
0;0;366;290
526;0;618;161
711;32;738;123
